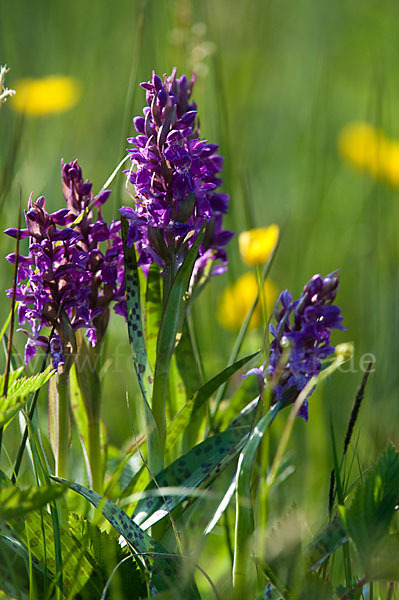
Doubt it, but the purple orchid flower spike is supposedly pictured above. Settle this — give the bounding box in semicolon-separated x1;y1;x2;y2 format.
245;271;345;421
4;161;126;367
120;69;233;284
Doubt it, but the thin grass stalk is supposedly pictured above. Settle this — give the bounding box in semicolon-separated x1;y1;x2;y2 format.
22;411;64;597
25;520;39;600
0;198;21;454
12;348;50;483
211;229;283;425
113;0;147;215
233;400;282;595
266;377;317;489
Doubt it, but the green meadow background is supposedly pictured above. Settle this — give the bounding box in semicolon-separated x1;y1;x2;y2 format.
1;0;398;532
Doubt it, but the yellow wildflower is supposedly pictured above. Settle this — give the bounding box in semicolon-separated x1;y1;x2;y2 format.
217;272;278;331
338;122;388;178
238;225;279;266
12;75;81;116
382;140;399;187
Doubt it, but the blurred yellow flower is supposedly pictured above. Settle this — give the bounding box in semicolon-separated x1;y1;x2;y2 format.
382;140;399;187
12;75;81;116
338;121;399;187
217;272;278;331
238;225;279;266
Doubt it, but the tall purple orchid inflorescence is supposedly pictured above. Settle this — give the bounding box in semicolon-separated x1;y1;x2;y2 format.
5;160;125;367
120;69;233;285
246;272;345;420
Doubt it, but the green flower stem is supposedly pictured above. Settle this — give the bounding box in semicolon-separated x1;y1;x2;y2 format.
88;419;102;494
55;370;69;479
150;365;168;474
266;352;347;490
266;377;317;490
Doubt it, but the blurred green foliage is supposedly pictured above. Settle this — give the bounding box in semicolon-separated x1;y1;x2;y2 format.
0;0;398;549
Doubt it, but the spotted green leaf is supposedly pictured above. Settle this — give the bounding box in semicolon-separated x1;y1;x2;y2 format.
304;515;348;571
258;583;284;599
7;506;97;597
67;512;147;598
165;351;259;456
52;477;200;598
0;483;67;520
132;398;260;530
121;217;153;406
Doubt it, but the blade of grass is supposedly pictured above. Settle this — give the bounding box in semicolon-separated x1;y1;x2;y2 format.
0;196;22;455
233;400;283;595
211;228;283;425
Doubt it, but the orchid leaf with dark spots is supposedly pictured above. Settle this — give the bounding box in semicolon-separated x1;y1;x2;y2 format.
121;217;154;407
51;477;200;598
258;583;284;599
122;217;160;463
304;514;348;571
132;398;260;530
6;504;98;598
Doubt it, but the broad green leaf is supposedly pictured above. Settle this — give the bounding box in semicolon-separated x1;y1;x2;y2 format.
0;524;47;598
167;352;259;451
73;330;101;421
297;574;334;600
132;398;261;530
0;367;54;427
70;363;90;474
166;354;187;464
69;363;107;491
0;484;67;520
105;446;145;501
67;512;147;598
342;443;399;573
152;227;205;446
121;217;154;406
364;533;399;581
173;322;202;407
7;507;97;597
145;262;162;371
53;477;200;598
304;515;348;571
122;218;160;468
217;370;258;431
167;322;202;454
203;475;236;535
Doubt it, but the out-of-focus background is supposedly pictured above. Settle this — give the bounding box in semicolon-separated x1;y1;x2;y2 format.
1;0;398;525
